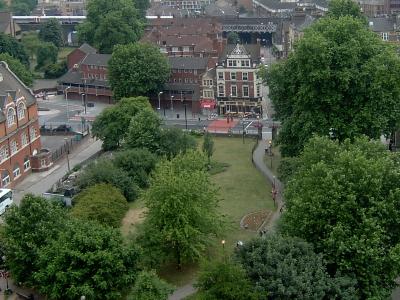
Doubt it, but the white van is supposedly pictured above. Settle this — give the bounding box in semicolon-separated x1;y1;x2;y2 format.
0;189;13;216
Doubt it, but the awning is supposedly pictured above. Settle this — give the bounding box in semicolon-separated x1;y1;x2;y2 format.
201;99;216;109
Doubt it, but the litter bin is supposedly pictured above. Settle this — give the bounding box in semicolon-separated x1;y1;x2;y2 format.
74;133;82;141
177;114;180;119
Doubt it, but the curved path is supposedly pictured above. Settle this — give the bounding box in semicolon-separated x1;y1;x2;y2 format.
168;139;284;300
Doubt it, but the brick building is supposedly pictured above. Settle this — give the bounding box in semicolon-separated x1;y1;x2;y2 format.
216;43;262;115
0;61;41;188
57;44;112;103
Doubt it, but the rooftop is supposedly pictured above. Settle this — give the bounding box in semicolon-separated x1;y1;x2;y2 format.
169;57;209;69
81;53;111;67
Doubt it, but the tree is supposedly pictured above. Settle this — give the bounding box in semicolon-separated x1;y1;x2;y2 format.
71;183;128;227
327;0;365;20
137;151;223;268
158;128;197;158
43;60;68;79
0;53;33;86
135;0;150;17
127;270;173;300
113;148;157;188
38;19;63;48
36;42;58;69
263;17;400;157
0;33;29;66
34;219;140;299
126;108;162;152
11;1;30;15
196;261;258;300
91;96;151;150
77;0;144;53
2;195;67;286
202;132;214;164
21;31;41;60
109;43;170;99
280;136;400;298
236;235;356;299
76;158;139;201
227;32;240;44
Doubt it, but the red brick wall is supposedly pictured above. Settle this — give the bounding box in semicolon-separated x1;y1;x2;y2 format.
67;49;87;70
81;64;108;81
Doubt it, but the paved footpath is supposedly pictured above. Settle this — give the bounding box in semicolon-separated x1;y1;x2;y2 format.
168;139;284;300
13;137;102;204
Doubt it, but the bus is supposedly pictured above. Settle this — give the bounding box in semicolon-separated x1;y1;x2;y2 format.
0;189;13;216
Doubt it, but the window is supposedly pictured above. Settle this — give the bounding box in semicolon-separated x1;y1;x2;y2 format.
203;90;213;98
241;60;250;67
30;127;36;141
10;140;17;154
17;102;25;120
189;69;193;73
184;78;189;83
242;72;248;81
24;156;30;170
256;85;261;97
382;32;389;41
179;78;182;83
0;146;8;161
178;69;182;73
2;171;10;186
218;72;224;80
194;69;197;75
243;86;249;97
231;85;237;97
218;85;225;97
184;69;188;73
21;132;28;146
228;60;237;67
172;47;179;52
7;108;15;127
183;46;190;52
13;164;20;178
231;72;236;80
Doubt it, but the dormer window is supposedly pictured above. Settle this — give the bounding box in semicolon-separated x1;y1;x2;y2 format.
17;102;25;120
7;107;15;127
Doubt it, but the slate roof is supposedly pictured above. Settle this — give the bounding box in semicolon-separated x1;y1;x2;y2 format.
219;44;261;63
0;12;11;33
169;57;209;70
0;61;36;122
81;54;111;67
57;70;110;87
256;0;297;10
368;17;395;32
78;43;97;54
291;14;316;30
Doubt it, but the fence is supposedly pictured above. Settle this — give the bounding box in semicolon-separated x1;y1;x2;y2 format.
51;134;89;163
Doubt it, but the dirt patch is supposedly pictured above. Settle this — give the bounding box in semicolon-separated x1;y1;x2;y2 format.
121;207;147;236
240;210;273;231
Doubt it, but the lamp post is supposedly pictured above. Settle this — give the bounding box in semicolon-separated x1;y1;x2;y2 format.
64;137;70;173
81;93;87;115
221;239;226;262
170;95;174;111
181;97;187;130
65;86;71;121
158;91;163;110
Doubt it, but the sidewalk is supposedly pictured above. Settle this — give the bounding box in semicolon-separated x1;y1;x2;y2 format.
13;137;102;204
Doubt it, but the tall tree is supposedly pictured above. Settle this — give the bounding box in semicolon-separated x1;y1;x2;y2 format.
0;33;29;66
327;0;365;20
196;261;259;300
38;19;63;48
36;42;58;69
227;32;240;44
109;43;170;99
281;136;400;298
0;53;33;86
237;235;356;299
34;219;140;299
2;195;67;286
77;0;144;53
262;16;400;157
135;0;150;17
21;31;41;60
91;96;151;150
158;128;197;158
71;183;129;227
127;270;173;300
137;151;223;268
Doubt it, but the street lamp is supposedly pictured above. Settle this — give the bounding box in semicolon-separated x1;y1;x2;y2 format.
65;86;71;121
170;95;174;111
64;137;70;173
221;239;226;262
158;91;163;110
181;96;188;130
81;93;87;115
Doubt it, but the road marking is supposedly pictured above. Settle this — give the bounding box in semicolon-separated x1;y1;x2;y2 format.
245;120;254;131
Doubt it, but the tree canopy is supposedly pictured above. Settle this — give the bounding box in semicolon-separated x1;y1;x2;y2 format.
2;195;66;286
11;0;36;15
137;151;223;268
0;33;29;66
36;42;58;69
327;0;365;20
71;183;128;227
280;135;400;298
92;96;151;150
38;19;63;48
109;43;170;99
0;53;33;86
127;270;173;300
77;0;144;53
34;219;140;299
263;16;400;156
236;235;356;299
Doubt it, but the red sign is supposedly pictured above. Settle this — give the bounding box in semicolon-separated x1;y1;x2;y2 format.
200;99;216;109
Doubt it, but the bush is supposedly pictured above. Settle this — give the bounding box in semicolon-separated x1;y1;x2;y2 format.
71;183;128;227
127;270;173;300
44;60;67;79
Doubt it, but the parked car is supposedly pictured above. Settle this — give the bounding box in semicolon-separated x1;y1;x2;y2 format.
53;124;72;132
0;189;13;216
